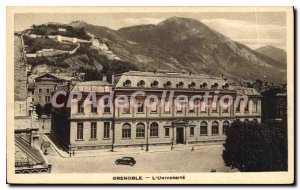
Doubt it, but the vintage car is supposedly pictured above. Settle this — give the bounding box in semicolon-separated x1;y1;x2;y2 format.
115;157;136;166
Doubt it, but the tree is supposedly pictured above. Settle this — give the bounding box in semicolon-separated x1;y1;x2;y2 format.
35;103;43;117
43;103;52;116
223;120;287;172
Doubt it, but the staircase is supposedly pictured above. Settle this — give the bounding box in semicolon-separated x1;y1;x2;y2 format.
15;135;44;165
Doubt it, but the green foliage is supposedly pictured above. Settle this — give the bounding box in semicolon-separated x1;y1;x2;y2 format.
223;120;287;172
23;35;77;53
43;103;52;116
30;24;91;40
35;103;43;117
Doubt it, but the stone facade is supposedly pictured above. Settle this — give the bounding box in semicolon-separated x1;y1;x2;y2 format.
52;71;262;153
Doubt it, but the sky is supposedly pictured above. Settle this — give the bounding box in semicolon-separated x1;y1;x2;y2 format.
14;12;287;50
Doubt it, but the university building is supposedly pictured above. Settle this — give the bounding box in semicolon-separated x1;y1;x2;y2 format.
52;71;261;153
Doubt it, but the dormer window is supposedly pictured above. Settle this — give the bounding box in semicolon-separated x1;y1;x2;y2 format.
123;80;131;87
164;81;172;88
223;83;229;89
201;82;208;89
189;82;196;88
177;82;184;88
151;80;159;88
212;83;218;89
138;80;145;88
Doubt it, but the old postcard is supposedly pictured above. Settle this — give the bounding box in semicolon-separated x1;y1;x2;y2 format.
7;6;294;184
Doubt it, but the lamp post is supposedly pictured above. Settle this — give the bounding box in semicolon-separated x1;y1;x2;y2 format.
41;113;47;131
146;121;149;151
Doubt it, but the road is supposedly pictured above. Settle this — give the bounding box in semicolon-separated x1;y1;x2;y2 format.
44;145;231;173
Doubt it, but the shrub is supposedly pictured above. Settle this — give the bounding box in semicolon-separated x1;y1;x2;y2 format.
223;120;287;172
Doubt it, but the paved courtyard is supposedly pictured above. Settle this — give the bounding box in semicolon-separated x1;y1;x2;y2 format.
44;144;232;173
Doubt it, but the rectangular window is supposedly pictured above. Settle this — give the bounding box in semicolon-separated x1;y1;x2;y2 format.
164;99;170;112
46;89;50;93
77;123;83;140
253;101;258;113
78;102;84;113
45;96;50;102
200;100;206;112
103;122;110;139
245;101;249;112
176;101;183;113
90;122;97;139
137;102;144;113
189;100;195;113
223;100;229;113
236;100;241;112
212;100;218;112
150;99;157;113
123;101;130;113
165;128;170;137
190;127;195;136
38;89;42;94
104;99;110;113
91;103;97;113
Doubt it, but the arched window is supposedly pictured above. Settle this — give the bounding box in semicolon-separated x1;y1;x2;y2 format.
150;122;159;137
165;81;172;88
136;123;145;138
200;121;208;135
212;83;218;89
177;81;184;88
223;121;230;135
138;80;145;88
212;121;219;135
201;82;208;88
189;82;196;88
152;80;159;88
223;83;229;89
122;123;131;138
123;80;131;87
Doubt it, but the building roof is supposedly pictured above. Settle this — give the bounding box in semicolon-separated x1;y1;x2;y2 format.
232;86;261;96
71;81;112;93
33;73;78;82
114;71;234;90
77;81;112;86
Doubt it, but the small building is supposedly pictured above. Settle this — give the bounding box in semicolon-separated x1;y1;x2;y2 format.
28;73;79;106
58;28;67;32
261;88;287;123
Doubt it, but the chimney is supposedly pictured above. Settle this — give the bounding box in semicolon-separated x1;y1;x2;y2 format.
102;75;107;82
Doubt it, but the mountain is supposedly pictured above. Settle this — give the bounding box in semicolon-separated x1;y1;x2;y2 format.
21;17;287;84
116;17;286;83
255;45;287;65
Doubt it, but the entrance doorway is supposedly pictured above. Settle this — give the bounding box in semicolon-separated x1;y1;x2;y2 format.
176;127;184;144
